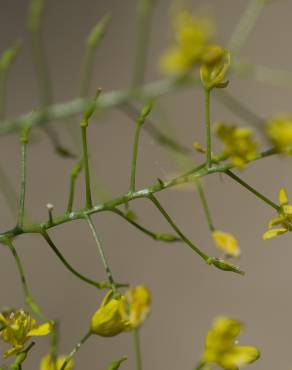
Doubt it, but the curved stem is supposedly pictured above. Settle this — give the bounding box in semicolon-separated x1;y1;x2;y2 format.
147;194;209;262
111;208;180;242
130;120;143;193
41;230;111;290
6;238;44;319
196;179;215;232
17;139;28;227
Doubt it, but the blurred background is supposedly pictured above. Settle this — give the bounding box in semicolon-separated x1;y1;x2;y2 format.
0;0;291;369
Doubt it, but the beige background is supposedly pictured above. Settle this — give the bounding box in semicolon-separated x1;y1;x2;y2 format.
0;0;292;369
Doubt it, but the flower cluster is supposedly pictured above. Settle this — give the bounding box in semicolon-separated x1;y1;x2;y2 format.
202;317;260;370
0;309;53;358
263;188;292;240
215;123;258;169
90;286;151;337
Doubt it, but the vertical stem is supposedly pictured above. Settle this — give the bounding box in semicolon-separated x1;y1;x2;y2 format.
67;161;83;213
205;89;212;168
85;214;117;293
195;179;215;232
17;129;30;228
30;31;52;107
60;331;92;370
81;125;92;208
130;121;142;193
134;328;142;370
132;0;156;87
6;239;44;319
0;71;8;120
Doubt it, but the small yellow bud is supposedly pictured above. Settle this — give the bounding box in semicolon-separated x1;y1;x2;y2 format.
90;291;130;337
212;230;240;258
200;47;231;91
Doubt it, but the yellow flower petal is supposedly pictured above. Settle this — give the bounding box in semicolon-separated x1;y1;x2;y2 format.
212;231;240;258
262;228;288;240
279;188;289;206
221;346;260;368
27;320;54;337
3;345;23;358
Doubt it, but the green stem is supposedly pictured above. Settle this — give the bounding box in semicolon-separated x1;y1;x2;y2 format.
30;32;52;107
0;164;18;218
225;170;280;211
60;331;92;370
195;179;215;232
111;208;180;242
228;0;267;55
0;71;8;120
6;239;44;318
147;194;209;262
67;161;83;213
205;89;212;168
132;0;156;87
81;125;92;208
194;362;206;370
130;120;143;193
134;328;142;370
41;229;117;290
85;215;117;293
17;135;29;227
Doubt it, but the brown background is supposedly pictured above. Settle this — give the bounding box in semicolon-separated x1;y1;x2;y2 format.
0;0;291;369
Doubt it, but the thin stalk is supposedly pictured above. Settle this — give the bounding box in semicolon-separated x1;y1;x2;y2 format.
205;89;212;168
134;328;142;370
195;179;215;232
130;120;143;193
85;215;117;293
111;208;180;242
60;331;92;370
0;71;8;120
225;170;280;211
81;125;92;208
41;230;116;290
67;161;83;213
0;164;18;218
194;362;206;370
17;128;30;227
147;194;209;262
6;239;44;318
132;0;156;87
228;0;267;55
30;31;52;106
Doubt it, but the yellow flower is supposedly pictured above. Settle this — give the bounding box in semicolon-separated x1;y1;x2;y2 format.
202;317;260;370
122;286;151;329
200;46;231;91
90;286;151;337
90;291;131;337
160;10;214;74
40;355;73;370
0;309;53;358
265;115;292;154
212;231;240;258
262;188;292;240
215;123;258;169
